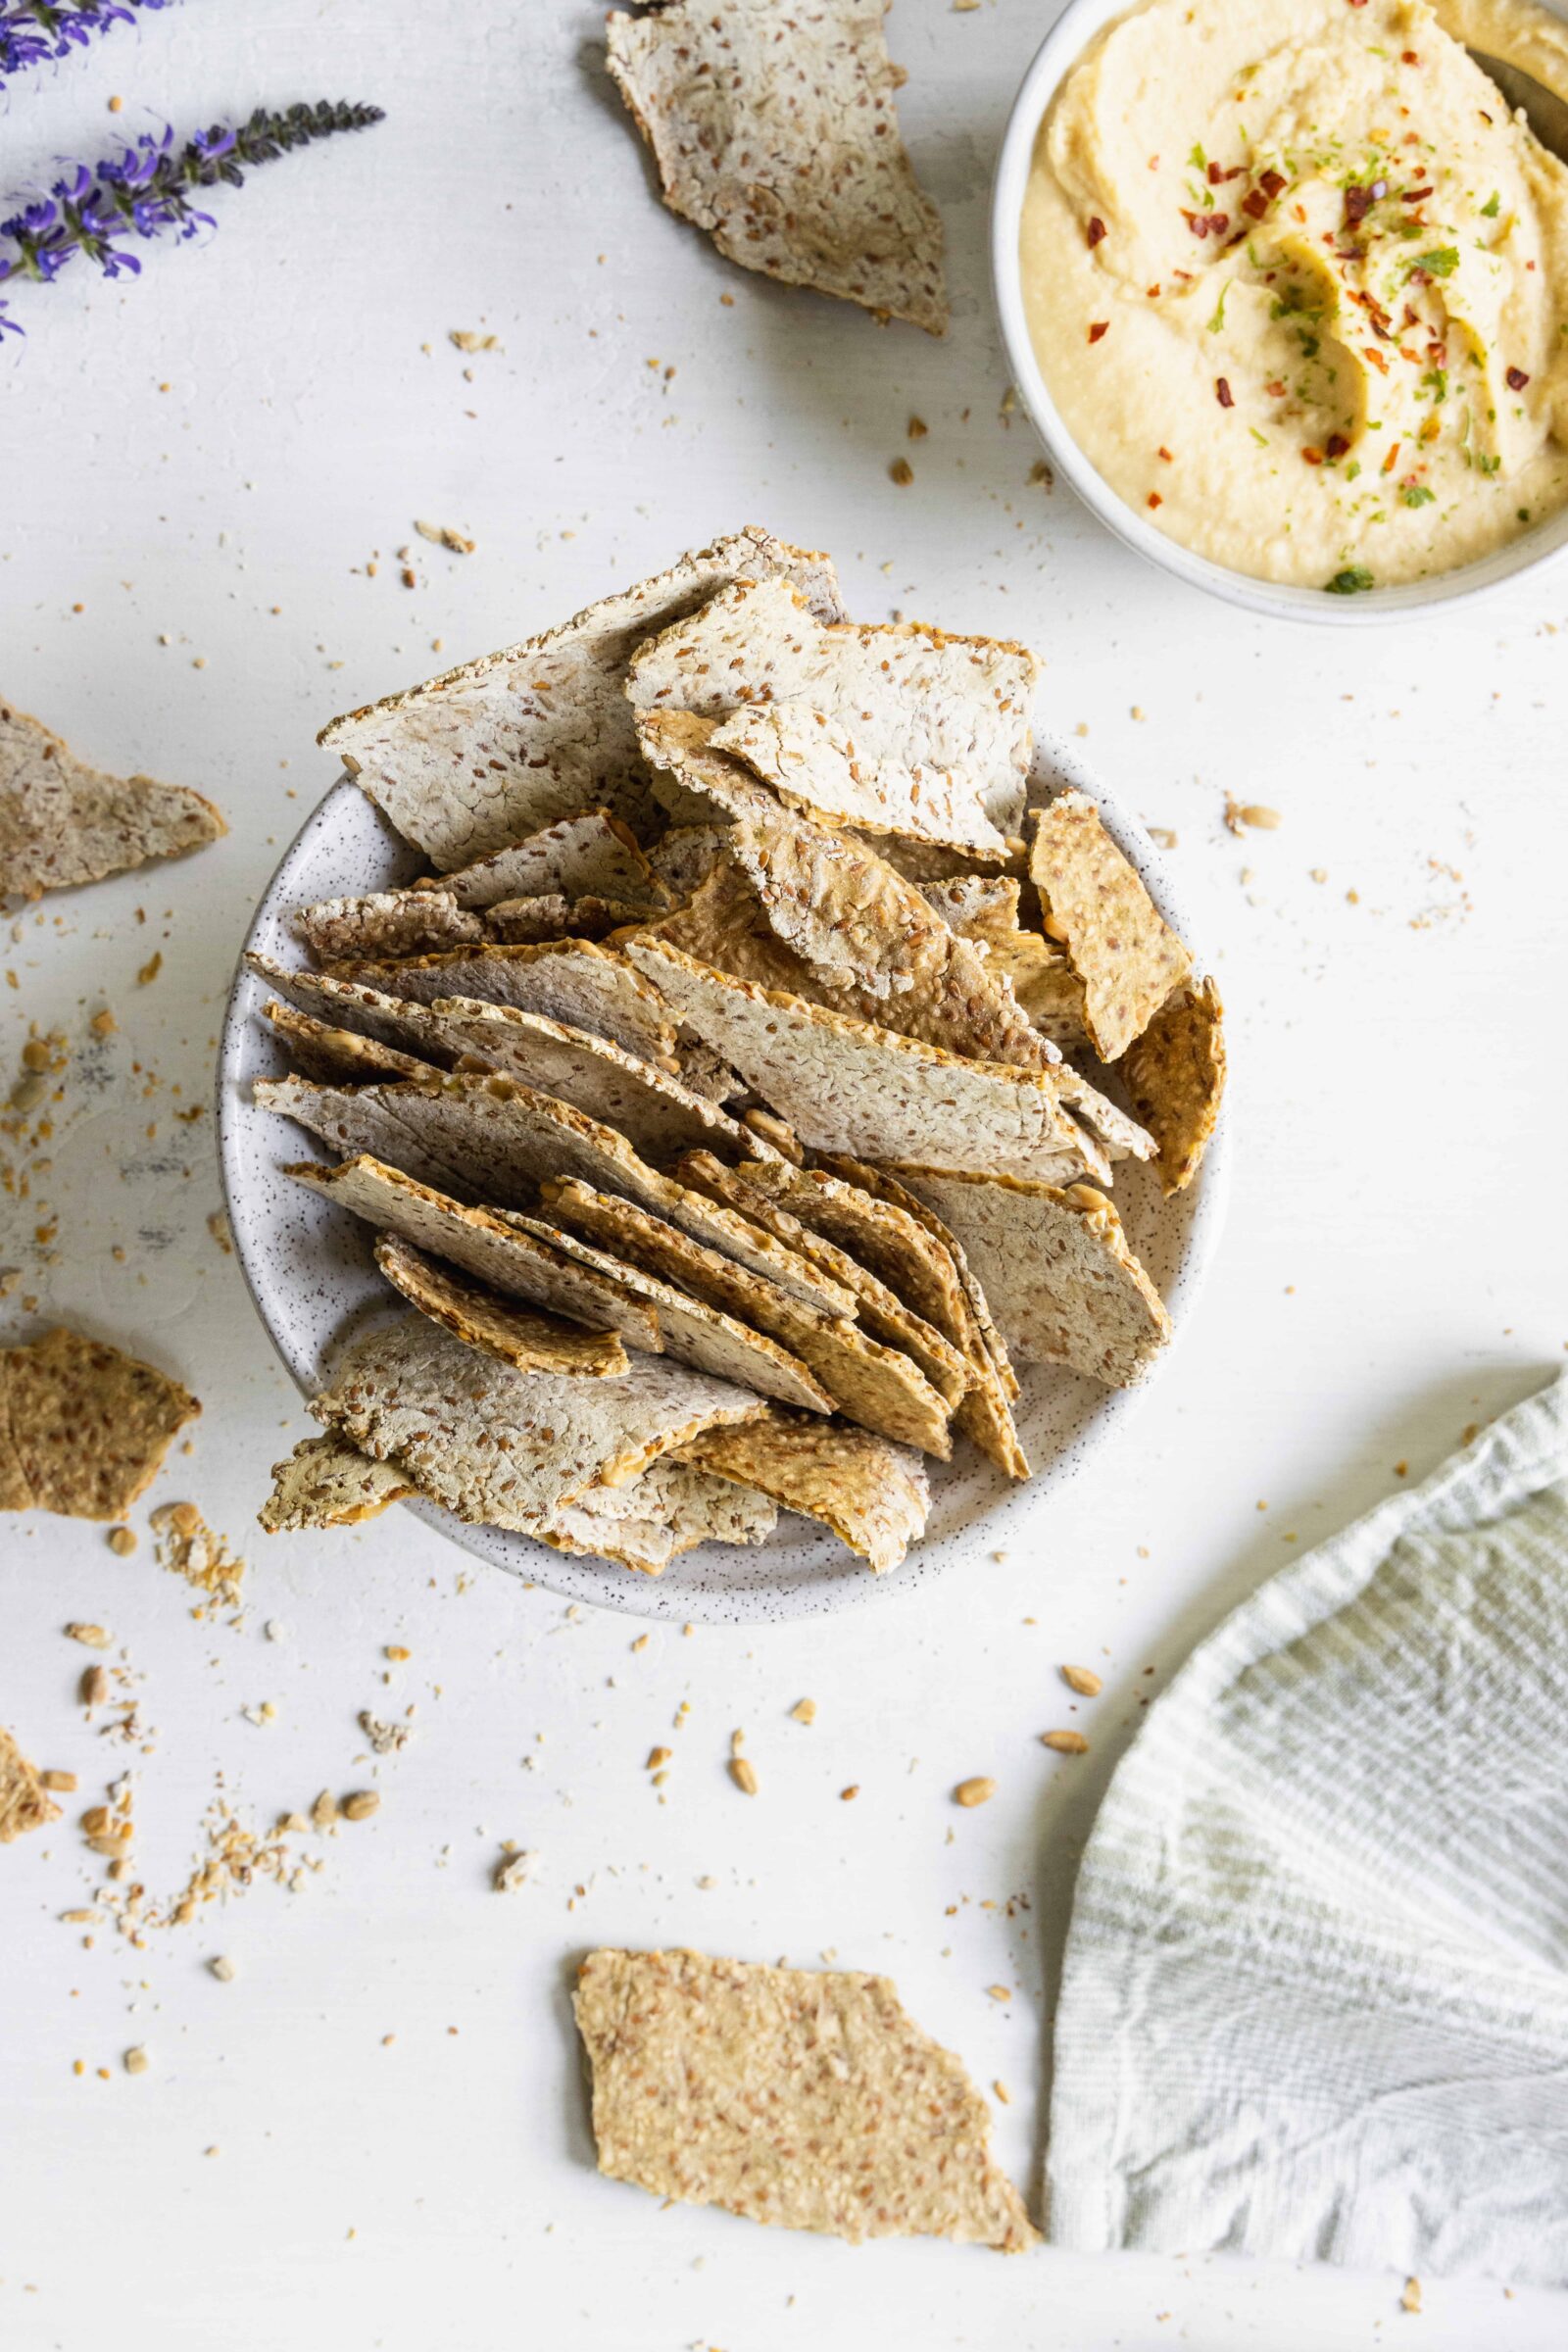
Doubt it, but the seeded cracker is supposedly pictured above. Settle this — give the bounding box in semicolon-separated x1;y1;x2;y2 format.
574;1948;1036;2247
373;1234;630;1378
246;954;462;1066
259;1435;416;1533
1121;976;1226;1194
433;810;669;910
322;940;676;1065
309;1316;766;1532
604;0;948;334
0;1723;60;1841
0;1328;199;1519
546;1457;777;1575
263;1001;433;1086
318;528;843;868
678;1413;931;1573
626;937;1107;1184
294;889;485;962
539;1178;953;1455
260;1073;854;1314
285;1154;664;1351
1;696;224;900
889;1169;1171;1387
628;579;1032;850
1027;793;1192;1061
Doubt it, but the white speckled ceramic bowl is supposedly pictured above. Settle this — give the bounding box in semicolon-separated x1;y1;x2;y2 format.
217;742;1230;1624
991;0;1568;624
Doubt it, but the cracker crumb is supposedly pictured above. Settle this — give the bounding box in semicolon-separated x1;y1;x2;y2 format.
790;1697;816;1725
986;1984;1010;2002
907;416;928;440
1401;2277;1423;2314
493;1847;536;1893
107;1526;137;1555
728;1757;759;1796
136;952;162;986
414;519;476;556
123;2045;149;2075
66;1623;112;1648
359;1712;413;1755
889;458;914;487
209;1954;236;1983
340;1790;380;1822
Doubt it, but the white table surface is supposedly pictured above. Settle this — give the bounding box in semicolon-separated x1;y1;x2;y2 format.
3;5;1565;2346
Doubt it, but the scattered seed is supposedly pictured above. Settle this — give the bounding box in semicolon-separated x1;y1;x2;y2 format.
906;415;928;440
955;1776;996;1808
66;1623;112;1648
385;1644;411;1662
728;1757;759;1796
123;2046;149;2076
40;1770;76;1792
340;1790;380;1822
889;457;914;487
840;1786;859;1802
986;1984;1011;2002
107;1527;137;1556
646;1746;671;1769
1401;2278;1422;2315
1060;1665;1102;1696
993;2079;1011;2103
1042;1731;1089;1754
1238;803;1282;829
209;1955;237;1983
79;1665;109;1707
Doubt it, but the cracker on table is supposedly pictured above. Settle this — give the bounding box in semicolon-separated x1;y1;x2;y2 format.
0;1723;60;1842
1;696;223;901
1;1327;199;1521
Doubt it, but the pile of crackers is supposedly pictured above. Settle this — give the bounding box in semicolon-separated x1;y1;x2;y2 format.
252;527;1223;1578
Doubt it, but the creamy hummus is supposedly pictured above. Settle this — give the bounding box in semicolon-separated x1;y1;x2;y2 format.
1020;0;1568;587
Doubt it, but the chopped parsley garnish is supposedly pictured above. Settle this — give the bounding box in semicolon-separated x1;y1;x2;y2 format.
1421;367;1448;404
1478;453;1501;475
1408;246;1459;278
1400;485;1436;507
1189;141;1207;171
1481;191;1500;219
1207;280;1231;334
1325;567;1376;594
1345;461;1361;481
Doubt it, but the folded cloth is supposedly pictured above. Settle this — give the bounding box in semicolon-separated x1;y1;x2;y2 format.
1047;1369;1568;2287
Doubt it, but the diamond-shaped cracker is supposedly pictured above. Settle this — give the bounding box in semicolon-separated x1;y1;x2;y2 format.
606;0;948;333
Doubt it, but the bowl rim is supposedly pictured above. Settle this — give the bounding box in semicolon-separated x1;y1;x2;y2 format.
216;760;1233;1624
988;0;1568;625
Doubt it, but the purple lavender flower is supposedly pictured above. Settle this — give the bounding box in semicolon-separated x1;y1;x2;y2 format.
0;1;175;81
0;102;384;323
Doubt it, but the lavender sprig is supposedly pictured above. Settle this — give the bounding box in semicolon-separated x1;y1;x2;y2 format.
0;102;384;301
0;0;175;79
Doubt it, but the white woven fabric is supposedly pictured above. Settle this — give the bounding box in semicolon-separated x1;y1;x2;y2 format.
1048;1370;1568;2286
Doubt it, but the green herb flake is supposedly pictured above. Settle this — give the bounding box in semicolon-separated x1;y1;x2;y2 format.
1189;141;1207;171
1481;191;1500;219
1207;280;1231;334
1408;246;1459;279
1400;485;1436;507
1325;566;1376;595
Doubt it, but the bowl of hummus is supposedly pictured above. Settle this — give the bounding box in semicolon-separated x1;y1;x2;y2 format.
993;0;1568;617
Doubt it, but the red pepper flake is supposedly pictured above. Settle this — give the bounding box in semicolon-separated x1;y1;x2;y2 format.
1181;210;1230;239
1293;202;1308;223
1506;366;1531;391
1382;441;1401;474
1206;162;1224;186
1157;444;1173;462
1402;185;1434;202
1260;170;1287;201
1146;282;1162;297
1210;213;1230;236
1147;491;1163;509
1363;345;1390;374
1264;378;1286;397
1325;432;1349;460
1301;446;1325;466
1087;215;1106;248
1401;48;1419;62
1088;320;1109;344
1215;377;1234;409
1242;188;1270;220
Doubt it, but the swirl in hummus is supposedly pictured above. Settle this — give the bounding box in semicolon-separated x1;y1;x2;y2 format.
1020;0;1568;587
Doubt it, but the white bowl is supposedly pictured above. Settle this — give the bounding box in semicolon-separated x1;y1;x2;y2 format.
990;0;1568;624
217;743;1230;1625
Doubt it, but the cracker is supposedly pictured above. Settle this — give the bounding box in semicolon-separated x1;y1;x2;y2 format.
546;1459;776;1575
0;1723;60;1842
0;1327;200;1520
679;1414;932;1576
262;1072;855;1314
483;894;655;946
1121;977;1226;1195
539;1179;953;1456
285;1154;663;1350
246;954;460;1065
604;0;948;334
671;1038;744;1104
923;876;1090;1053
646;821;731;902
501;1208;833;1414
318;526;844;869
889;1169;1171;1387
323;939;677;1065
1;695;224;901
440;809;667;910
263;1000;433;1086
294;889;484;963
819;1153;1030;1480
627;938;1107;1184
676;1151;970;1412
259;1435;416;1533
735;1158;972;1351
1026;793;1192;1061
310;1315;766;1531
420;1000;748;1159
628;582;1032;850
374;1234;630;1379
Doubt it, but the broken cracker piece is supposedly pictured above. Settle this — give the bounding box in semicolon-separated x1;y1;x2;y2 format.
322;939;676;1066
605;0;948;334
374;1234;630;1379
1121;976;1226;1195
0;1327;199;1520
259;1435;416;1533
0;1723;61;1841
1;696;224;901
574;1947;1036;2247
679;1410;930;1574
1027;794;1191;1061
